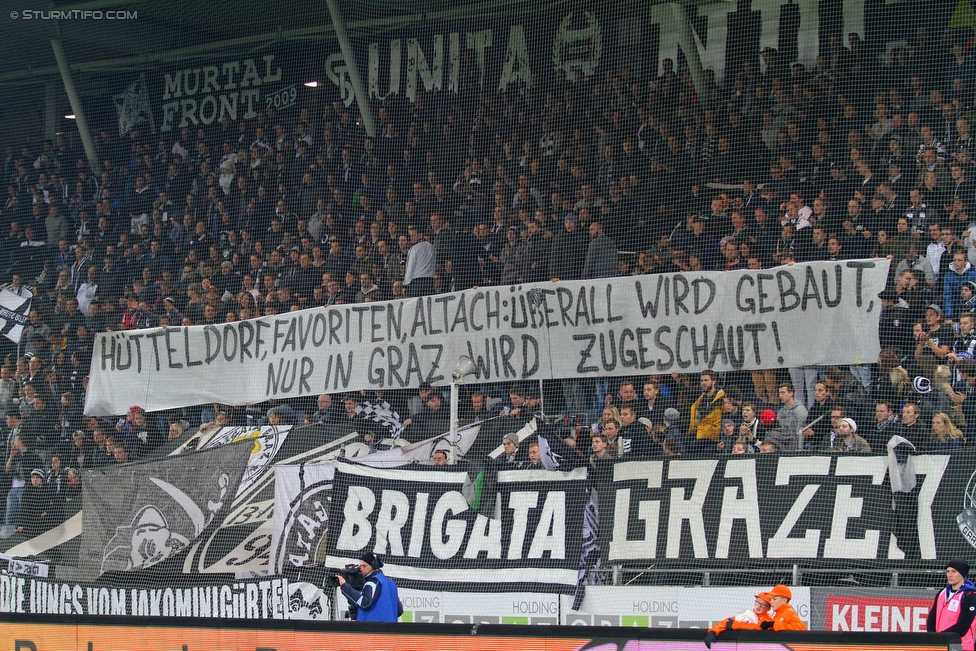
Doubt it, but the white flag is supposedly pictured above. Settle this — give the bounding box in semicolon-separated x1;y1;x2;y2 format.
355;423;483;467
536;433;563;470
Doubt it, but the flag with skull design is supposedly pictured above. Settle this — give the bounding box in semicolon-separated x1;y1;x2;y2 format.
76;441;251;581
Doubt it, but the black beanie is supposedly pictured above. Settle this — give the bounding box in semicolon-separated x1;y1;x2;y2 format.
947;558;970;577
359;551;383;569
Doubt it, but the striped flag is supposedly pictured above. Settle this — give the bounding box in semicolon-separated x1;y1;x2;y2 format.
537;432;563;470
0;286;32;344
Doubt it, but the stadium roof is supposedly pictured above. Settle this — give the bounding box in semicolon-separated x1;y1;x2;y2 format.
0;0;577;89
0;0;732;142
0;0;737;89
2;0;338;89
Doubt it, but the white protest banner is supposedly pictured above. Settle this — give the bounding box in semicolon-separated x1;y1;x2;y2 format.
84;260;888;416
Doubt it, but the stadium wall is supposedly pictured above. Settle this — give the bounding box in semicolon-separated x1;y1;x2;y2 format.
0;611;962;650
0;573;954;632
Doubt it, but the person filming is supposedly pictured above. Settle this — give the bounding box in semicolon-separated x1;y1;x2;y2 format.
336;552;402;622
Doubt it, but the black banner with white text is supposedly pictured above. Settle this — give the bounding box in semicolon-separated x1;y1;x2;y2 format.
606;452;967;567
325;461;588;588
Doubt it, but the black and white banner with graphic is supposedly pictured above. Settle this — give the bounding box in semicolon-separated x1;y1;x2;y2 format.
85;261;889;415
113;74;154;137
348;9;602;104
5;425;307;572
4;421;477;576
16;445;976;585
270;462;335;574
0;286;32;344
196;425;291;497
355;400;404;440
325;461;588;588
77;442;251;580
169;426;358;576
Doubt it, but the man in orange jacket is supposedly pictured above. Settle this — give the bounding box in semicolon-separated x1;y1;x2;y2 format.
762;584;807;631
703;591;773;648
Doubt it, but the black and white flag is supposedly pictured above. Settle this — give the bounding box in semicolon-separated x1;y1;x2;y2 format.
114;74;155;137
355;423;483;468
355;400;404;440
270;461;335;574
534;421;587;471
77;442;250;580
537;434;562;470
0;286;32;344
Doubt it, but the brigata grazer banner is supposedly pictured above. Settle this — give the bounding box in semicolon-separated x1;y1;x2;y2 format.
84;261;888;415
324;461;588;588
605;453;958;567
11;447;976;587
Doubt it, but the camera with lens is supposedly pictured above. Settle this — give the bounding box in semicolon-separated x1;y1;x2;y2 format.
324;563;365;588
324;563;366;620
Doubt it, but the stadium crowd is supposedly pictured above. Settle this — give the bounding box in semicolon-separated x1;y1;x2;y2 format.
0;23;975;536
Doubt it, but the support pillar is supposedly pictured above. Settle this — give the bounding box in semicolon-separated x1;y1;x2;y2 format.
449;381;459;465
51;39;101;175
672;2;705;98
325;0;377;138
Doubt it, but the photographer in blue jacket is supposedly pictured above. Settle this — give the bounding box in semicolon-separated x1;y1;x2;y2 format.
336;552;403;622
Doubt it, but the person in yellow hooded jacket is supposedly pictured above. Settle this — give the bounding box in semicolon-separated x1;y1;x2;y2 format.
688;370;725;454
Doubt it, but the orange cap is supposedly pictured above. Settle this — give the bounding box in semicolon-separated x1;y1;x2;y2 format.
754;591;772;604
769;584;792;600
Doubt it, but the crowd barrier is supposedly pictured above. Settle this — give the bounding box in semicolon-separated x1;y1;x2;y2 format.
0;573;956;633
